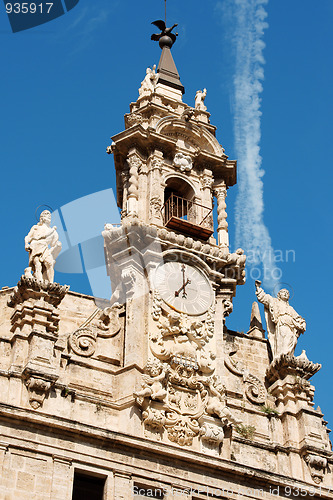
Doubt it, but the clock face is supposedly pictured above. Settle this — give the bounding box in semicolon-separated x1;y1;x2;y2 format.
154;261;213;316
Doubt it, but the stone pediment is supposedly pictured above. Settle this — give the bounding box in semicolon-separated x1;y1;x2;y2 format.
155;116;224;157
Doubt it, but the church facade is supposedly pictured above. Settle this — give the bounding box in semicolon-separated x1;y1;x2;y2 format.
0;27;332;500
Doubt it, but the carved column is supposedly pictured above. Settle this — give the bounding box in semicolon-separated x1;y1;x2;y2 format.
214;183;229;249
8;276;69;409
148;150;164;225
200;169;214;231
103;224;153;367
121;170;129;219
126;150;142;217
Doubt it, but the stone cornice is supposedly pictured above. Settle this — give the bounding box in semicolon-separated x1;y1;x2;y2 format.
0;403;332;498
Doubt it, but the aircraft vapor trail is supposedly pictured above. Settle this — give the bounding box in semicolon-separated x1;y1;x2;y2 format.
225;0;278;289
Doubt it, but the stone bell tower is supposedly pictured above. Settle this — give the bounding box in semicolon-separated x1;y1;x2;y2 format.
103;28;256;450
109;40;236;250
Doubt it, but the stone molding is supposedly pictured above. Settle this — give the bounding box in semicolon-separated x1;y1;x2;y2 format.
8;276;69;308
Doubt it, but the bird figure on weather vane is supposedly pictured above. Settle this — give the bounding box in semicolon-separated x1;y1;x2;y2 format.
151;20;178;48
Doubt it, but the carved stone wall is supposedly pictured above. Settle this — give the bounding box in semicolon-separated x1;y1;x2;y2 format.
0;278;332;498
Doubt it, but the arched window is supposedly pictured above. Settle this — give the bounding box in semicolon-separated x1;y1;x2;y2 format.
162;177;213;240
163;177;196;223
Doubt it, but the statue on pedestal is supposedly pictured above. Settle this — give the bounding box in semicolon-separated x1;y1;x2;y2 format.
24;210;62;283
255;280;306;360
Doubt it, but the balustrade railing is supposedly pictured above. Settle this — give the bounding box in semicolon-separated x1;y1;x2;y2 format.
161;193;214;240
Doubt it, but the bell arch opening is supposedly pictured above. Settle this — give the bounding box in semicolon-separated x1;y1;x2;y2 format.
162;176;213;241
164;176;196;205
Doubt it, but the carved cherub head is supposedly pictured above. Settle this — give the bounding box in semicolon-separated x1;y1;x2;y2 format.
277;289;290;302
145;358;164;377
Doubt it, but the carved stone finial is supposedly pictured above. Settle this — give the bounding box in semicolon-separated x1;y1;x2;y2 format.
250;302;262;329
255;281;306;361
24;210;62;283
247;302;265;338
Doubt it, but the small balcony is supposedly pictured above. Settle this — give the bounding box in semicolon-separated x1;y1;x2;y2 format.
161;193;214;241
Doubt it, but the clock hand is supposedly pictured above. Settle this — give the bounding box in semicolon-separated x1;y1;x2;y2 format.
175;278;191;298
175;264;186;297
181;264;186;288
182;277;191;298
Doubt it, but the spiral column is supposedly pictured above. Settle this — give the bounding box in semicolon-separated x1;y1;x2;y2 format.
214;183;229;249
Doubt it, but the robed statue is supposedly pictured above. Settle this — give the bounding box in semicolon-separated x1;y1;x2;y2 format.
255;280;306;361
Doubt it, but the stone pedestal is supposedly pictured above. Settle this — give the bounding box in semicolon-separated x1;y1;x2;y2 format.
266;352;332;483
8;276;69;409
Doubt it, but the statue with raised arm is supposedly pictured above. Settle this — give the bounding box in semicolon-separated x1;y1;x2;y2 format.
255;280;306;361
25;210;62;283
139;65;158;97
195;88;207;111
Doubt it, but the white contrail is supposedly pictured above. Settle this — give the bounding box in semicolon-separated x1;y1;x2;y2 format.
223;0;278;289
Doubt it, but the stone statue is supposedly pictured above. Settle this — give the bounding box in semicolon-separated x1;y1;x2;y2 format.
25;210;62;283
255;280;306;360
139;65;158;97
195;88;207;111
206;378;241;425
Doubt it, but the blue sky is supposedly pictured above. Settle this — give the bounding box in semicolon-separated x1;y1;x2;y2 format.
0;1;332;427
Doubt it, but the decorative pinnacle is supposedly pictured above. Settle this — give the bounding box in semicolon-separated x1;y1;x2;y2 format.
151;20;178;49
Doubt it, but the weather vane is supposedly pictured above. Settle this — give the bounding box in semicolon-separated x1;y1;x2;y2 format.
151;18;178;49
151;0;178;49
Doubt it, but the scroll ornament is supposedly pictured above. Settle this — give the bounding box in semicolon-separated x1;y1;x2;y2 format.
68;305;122;358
